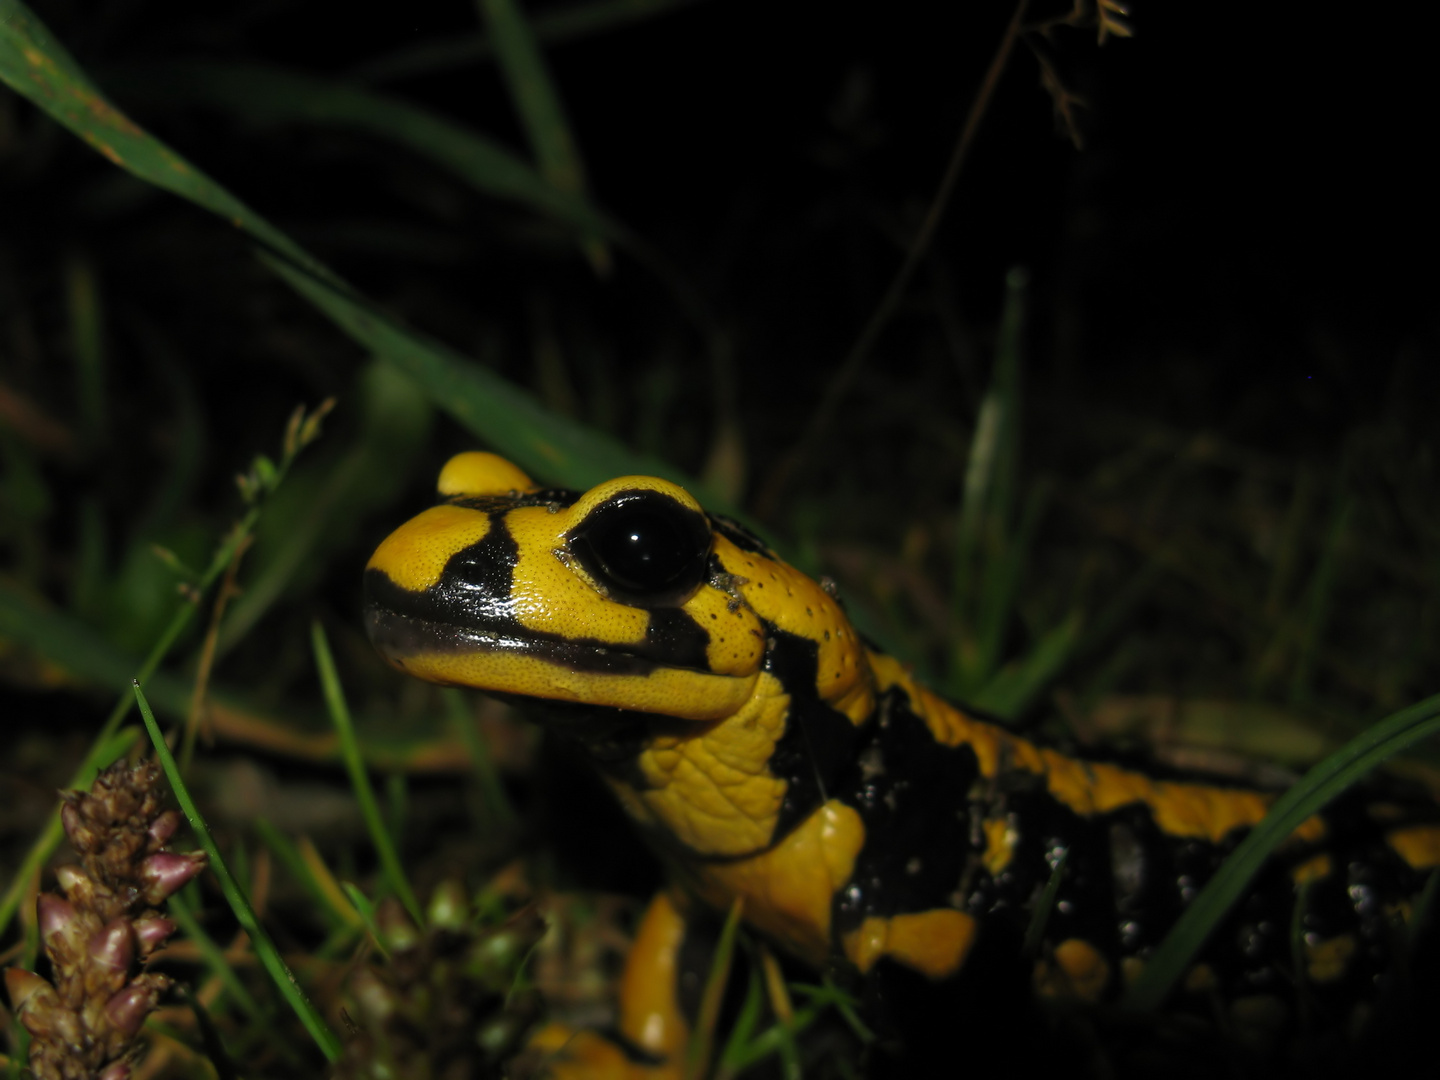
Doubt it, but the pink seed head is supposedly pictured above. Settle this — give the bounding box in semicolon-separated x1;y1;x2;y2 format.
131;917;177;954
140;851;206;903
60;801;84;844
4;967;55;1014
104;984;155;1038
148;810;182;847
54;864;87;894
88;920;136;974
37;894;78;942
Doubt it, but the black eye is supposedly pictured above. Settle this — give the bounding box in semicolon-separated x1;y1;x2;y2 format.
568;490;712;605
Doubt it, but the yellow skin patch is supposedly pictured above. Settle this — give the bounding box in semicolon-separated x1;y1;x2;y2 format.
368;503;494;593
867;651;1326;846
1034;939;1112;1003
842;909;979;980
714;538;875;726
367;469;766;721
1303;933;1357;984
436;450;535;498
1290;852;1333;886
620;672;792;857
681;800;866;968
982;815;1018;877
1384;823;1440;870
1183;963;1218;993
369;453;1439;1074
617;892;690;1058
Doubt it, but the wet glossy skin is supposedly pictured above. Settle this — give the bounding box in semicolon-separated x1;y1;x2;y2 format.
365;452;1440;1075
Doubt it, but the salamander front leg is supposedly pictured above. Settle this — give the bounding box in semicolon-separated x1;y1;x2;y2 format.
528;890;690;1080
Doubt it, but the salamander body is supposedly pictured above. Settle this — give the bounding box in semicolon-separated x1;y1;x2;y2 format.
363;452;1440;1076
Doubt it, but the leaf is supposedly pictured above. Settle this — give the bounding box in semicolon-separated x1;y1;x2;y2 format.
105;60;619;241
0;0;714;496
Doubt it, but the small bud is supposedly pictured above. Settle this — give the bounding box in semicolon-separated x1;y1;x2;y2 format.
132;917;177;955
104;984;156;1038
348;968;395;1024
375;898;419;952
148;810;182;847
37;893;79;943
60;800;84;845
427;880;469;931
98;1062;133;1080
140;851;206;903
5;967;56;1014
89;919;136;974
54;864;87;894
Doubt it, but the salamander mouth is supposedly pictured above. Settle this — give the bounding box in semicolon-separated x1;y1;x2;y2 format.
364;604;675;679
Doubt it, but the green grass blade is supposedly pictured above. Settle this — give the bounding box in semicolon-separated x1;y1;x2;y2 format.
1121;691;1440;1011
178;985;241;1080
1289;488;1354;707
445;688;517;828
339;883;396;961
252;820;359;934
683;898;743;1080
261;250;720;497
952;268;1027;689
166;890;267;1023
310;621;425;929
0;1;710;496
132;683;343;1061
1022;847;1067;958
972;609;1083;720
477;0;609;269
63;252;106;445
0;401;330;939
106;61;617;240
0;1;335;287
353;0;702;84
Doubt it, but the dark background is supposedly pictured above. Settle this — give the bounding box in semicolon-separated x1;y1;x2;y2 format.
2;1;1438;1072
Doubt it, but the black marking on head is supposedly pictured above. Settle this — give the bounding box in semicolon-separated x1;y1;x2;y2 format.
763;626;862;841
363;513;713;677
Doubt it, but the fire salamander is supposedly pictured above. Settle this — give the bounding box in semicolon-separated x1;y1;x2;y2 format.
363;452;1440;1077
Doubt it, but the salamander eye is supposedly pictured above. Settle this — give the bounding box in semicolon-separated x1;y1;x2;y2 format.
567;490;713;606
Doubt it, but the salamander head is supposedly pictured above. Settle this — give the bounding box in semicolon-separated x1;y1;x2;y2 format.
364;452;777;721
366;453;878;857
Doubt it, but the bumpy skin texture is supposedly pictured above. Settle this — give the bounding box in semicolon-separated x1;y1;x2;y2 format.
364;453;1440;1072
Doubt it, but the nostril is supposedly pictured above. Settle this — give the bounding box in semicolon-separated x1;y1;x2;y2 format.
450;554;498;590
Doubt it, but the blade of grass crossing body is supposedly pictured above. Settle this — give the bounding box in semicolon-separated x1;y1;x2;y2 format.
1121;691;1440;1012
477;0;611;271
0;2;703;498
310;621;425;929
131;682;343;1061
684;897;744;1080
